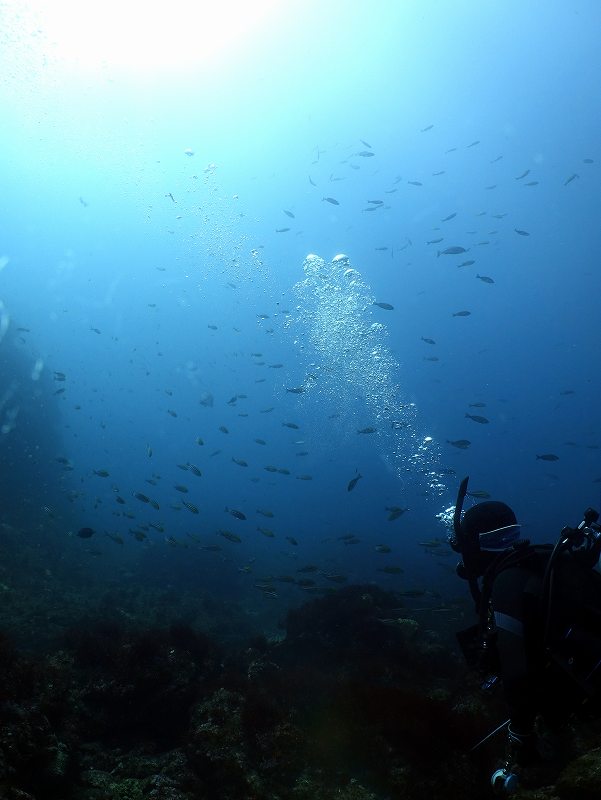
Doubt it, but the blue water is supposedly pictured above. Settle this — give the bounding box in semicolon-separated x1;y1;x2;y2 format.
1;1;600;617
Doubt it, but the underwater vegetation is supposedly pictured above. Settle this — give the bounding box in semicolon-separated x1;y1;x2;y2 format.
0;584;600;800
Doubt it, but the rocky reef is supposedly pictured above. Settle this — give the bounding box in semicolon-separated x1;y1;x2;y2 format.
0;584;599;799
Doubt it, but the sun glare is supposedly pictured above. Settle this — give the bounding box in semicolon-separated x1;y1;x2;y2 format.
22;0;280;77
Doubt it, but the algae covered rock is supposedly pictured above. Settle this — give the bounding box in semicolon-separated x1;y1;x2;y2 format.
556;746;601;799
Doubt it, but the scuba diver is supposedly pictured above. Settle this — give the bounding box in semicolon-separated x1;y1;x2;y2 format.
449;476;601;794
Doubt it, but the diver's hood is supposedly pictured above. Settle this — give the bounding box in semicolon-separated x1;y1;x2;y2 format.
450;477;519;554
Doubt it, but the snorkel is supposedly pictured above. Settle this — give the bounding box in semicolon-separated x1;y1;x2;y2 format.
449;476;483;609
450;475;470;553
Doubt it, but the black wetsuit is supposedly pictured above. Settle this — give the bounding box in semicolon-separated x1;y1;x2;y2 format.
488;545;601;738
490;551;548;734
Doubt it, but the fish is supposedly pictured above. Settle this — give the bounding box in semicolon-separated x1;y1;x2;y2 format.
452;310;471;317
275;228;290;233
322;572;348;583
286;536;298;546
357;426;376;434
257;509;274;518
408;180;423;186
465;413;489;424
378;566;404;575
360;139;372;148
515;169;530;180
432;170;445;176
467;490;491;499
421;337;436;345
133;491;150;503
174;484;189;493
447;439;471;449
188;464;202;476
322;197;340;205
149;522;164;532
347;472;363;492
469;402;486;408
441;212;457;222
368;200;383;205
232;457;248;467
182;501;199;514
524;181;539;186
286;386;306;394
356;151;375;157
536;453;559;461
282;422;300;429
476;274;495;284
296;474;313;481
514;228;530;236
420;124;434;132
219;530;242;543
438;246;467;256
373;302;394;310
427;238;444;245
257;526;275;538
418;540;444;549
219;426;229;434
226;507;247;520
375;545;392;553
254;438;267;445
467;140;480;147
283;209;295;218
386;506;407;521
583;158;594;164
77;527;95;538
93;469;110;477
458;258;475;266
564;173;579;186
